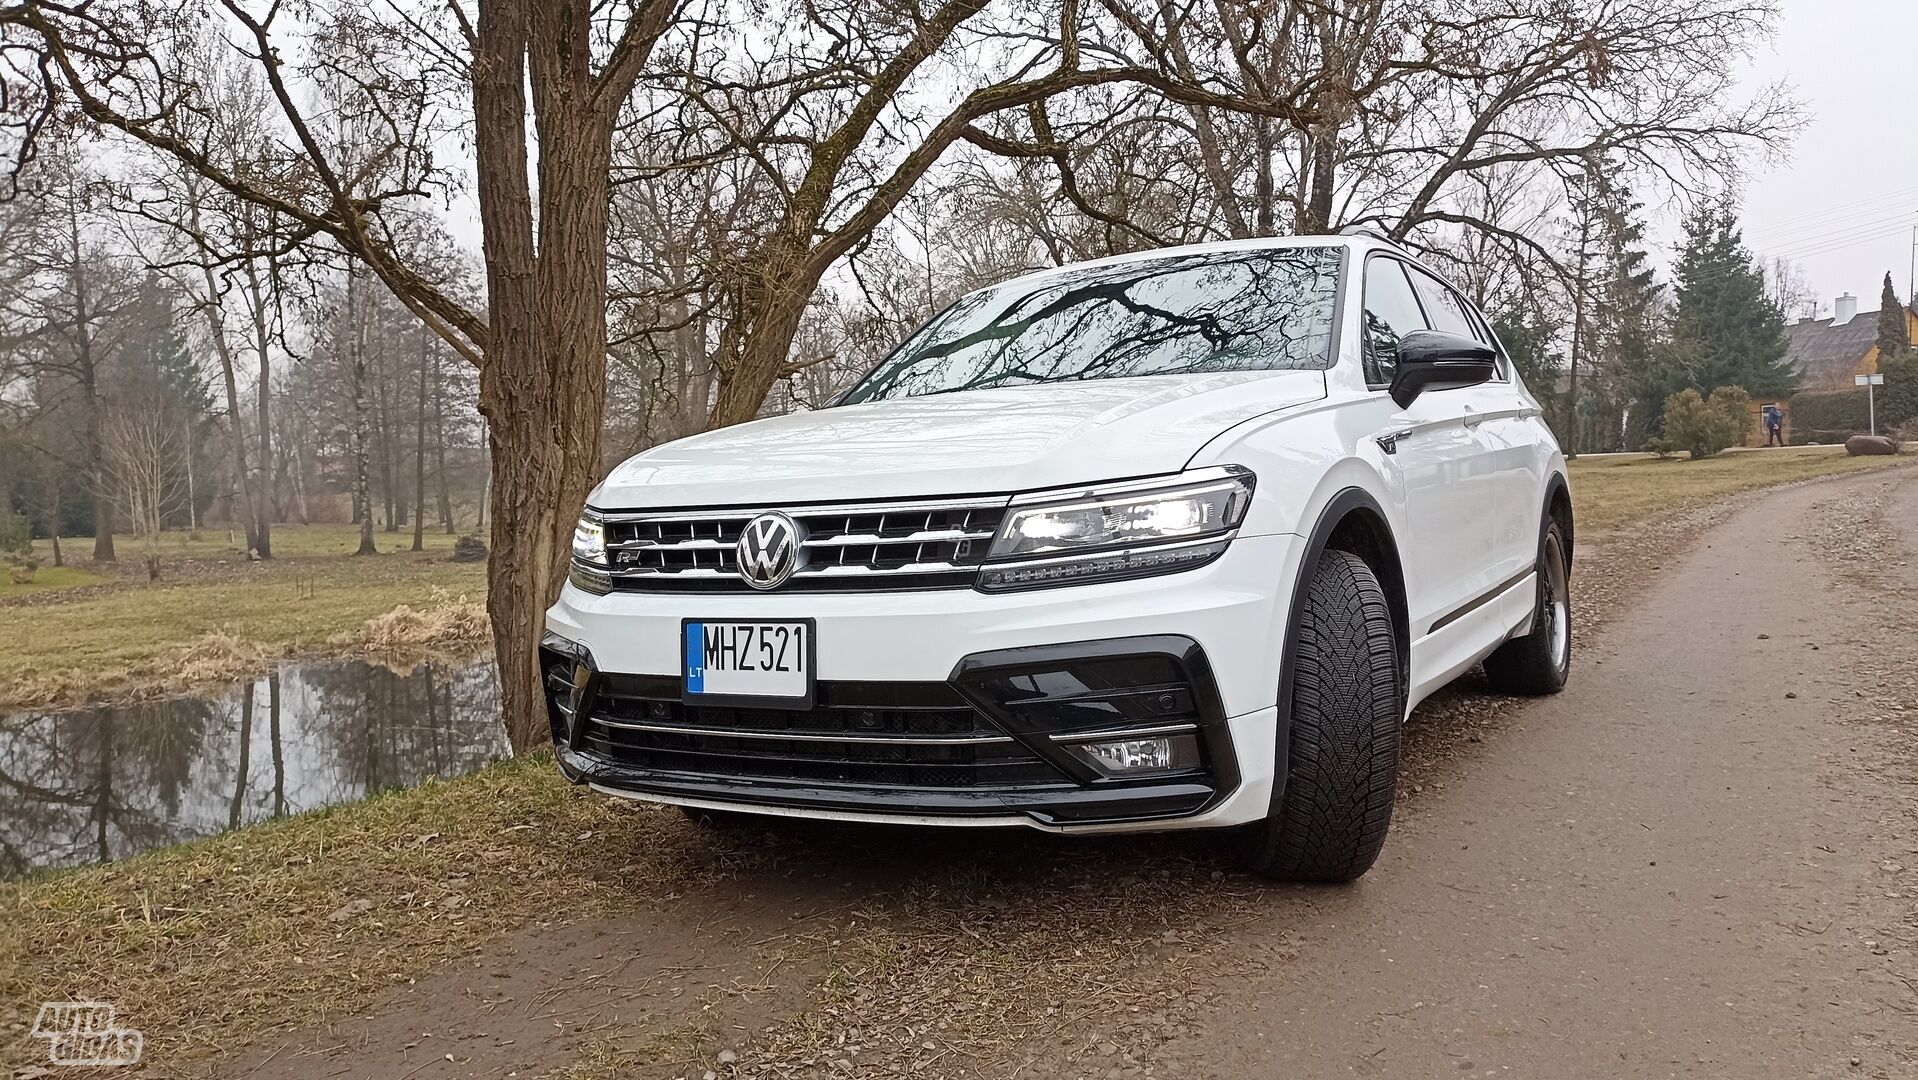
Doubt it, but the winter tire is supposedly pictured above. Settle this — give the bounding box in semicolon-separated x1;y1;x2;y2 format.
1239;548;1402;882
1483;518;1571;696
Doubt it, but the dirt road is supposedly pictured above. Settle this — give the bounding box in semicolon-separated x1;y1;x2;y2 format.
227;466;1918;1080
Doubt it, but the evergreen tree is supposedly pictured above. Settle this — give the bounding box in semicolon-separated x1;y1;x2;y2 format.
119;276;210;413
1490;304;1563;394
1562;162;1667;450
1665;204;1795;399
1875;273;1909;359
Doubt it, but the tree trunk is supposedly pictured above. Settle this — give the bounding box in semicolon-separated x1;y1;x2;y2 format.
68;205;114;563
1301;129;1337;235
1567;210;1591;458
472;0;617;752
347;264;378;556
191;193;263;555
290;431;310;525
377;334;399;531
1253;119;1275;236
413;331;427;552
212;340;259;552
242;258;275;557
476;419;489;533
44;486;63;568
707;261;814;429
184;418;198;534
432;344;454;533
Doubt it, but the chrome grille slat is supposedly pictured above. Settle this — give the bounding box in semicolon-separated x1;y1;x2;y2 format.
803;528;994;546
607;537;735;552
592;496;1009;593
606;560;975;580
595;496;1008;523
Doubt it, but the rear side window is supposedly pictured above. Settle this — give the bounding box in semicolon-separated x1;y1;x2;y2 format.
1361;258;1428;386
1406;267;1480;341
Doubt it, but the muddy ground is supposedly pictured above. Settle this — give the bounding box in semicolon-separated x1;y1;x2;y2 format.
216;465;1918;1080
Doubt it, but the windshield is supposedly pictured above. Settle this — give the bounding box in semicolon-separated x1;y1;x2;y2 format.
841;246;1342;404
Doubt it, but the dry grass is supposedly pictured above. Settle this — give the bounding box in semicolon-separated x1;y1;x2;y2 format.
0;757;754;1075
328;587;490;651
1566;444;1914;533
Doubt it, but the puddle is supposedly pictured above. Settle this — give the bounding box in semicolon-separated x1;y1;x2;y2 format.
0;656;505;879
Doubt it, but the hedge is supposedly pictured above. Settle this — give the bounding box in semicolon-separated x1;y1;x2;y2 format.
1789;353;1918;443
1788;388;1870;444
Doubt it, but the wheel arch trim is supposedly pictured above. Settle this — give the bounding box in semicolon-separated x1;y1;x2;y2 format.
1543;470;1573;571
1270;485;1411;808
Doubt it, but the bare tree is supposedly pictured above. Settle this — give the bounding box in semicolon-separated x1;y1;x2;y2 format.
1;154;145;561
2;0;684;747
616;0;1322;430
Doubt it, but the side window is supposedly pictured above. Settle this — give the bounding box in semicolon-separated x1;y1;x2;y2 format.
1407;267;1480;340
1362;258;1428;386
1462;301;1512;381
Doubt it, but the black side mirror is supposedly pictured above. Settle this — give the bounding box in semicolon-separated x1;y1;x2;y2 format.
1389;330;1497;408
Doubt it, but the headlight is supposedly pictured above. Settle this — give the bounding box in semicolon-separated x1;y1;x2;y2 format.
572;513;607;565
978;467;1254;591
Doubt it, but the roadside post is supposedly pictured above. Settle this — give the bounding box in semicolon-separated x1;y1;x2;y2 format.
1856;372;1886;435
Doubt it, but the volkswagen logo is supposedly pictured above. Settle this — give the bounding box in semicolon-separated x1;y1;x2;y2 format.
736;512;805;590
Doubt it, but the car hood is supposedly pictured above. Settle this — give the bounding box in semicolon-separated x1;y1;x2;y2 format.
593;370;1326;508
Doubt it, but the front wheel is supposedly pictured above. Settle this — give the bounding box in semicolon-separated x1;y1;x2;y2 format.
1482;519;1571;696
1238;549;1402;882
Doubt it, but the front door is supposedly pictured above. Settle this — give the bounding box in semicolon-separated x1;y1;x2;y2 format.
1358;256;1502;637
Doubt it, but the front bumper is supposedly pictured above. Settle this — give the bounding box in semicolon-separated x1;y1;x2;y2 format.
543;532;1302;832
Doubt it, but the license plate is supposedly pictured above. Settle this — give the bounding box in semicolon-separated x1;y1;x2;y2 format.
682;619;814;707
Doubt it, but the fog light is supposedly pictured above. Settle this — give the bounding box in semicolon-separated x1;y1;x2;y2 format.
1077;733;1201;775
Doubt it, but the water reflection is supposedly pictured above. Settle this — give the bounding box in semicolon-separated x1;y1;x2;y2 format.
0;657;506;879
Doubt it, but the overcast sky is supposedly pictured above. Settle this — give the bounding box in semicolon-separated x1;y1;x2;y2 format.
1727;0;1918;320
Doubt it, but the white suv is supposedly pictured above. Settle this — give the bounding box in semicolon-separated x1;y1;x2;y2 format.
545;233;1572;881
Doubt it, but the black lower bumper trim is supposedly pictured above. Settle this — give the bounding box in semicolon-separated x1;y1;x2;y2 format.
558;747;1216;825
546;631;1242;827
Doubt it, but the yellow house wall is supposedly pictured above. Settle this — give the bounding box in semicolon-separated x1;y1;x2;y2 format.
1854;310;1918;375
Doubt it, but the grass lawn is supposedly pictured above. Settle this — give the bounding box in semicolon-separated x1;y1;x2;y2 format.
0;524;486;710
1566;444;1915;532
0;562;107;600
